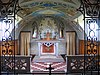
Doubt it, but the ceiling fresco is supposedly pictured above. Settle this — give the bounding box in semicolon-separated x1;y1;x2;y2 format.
14;0;85;40
15;0;83;35
17;0;81;20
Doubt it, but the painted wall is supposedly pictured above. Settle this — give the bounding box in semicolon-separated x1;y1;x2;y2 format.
19;19;77;55
15;16;84;55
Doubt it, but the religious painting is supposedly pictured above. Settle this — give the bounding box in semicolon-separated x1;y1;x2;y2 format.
39;17;58;40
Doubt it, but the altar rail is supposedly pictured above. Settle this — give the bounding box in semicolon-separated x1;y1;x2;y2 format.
0;55;100;74
0;55;30;73
66;55;100;73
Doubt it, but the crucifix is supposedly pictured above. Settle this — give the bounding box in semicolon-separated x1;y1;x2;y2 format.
46;64;54;75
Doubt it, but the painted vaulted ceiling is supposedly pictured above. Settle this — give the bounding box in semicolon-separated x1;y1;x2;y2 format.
14;0;84;40
17;0;81;20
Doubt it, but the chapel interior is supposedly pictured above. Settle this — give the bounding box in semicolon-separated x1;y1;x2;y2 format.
0;0;100;75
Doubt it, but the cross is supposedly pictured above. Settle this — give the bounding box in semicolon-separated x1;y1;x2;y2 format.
46;64;54;75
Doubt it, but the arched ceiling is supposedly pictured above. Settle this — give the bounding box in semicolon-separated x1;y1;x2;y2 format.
14;0;84;39
17;0;81;20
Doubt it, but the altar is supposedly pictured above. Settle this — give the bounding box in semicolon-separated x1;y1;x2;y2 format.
36;40;60;56
31;17;65;63
32;17;64;57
